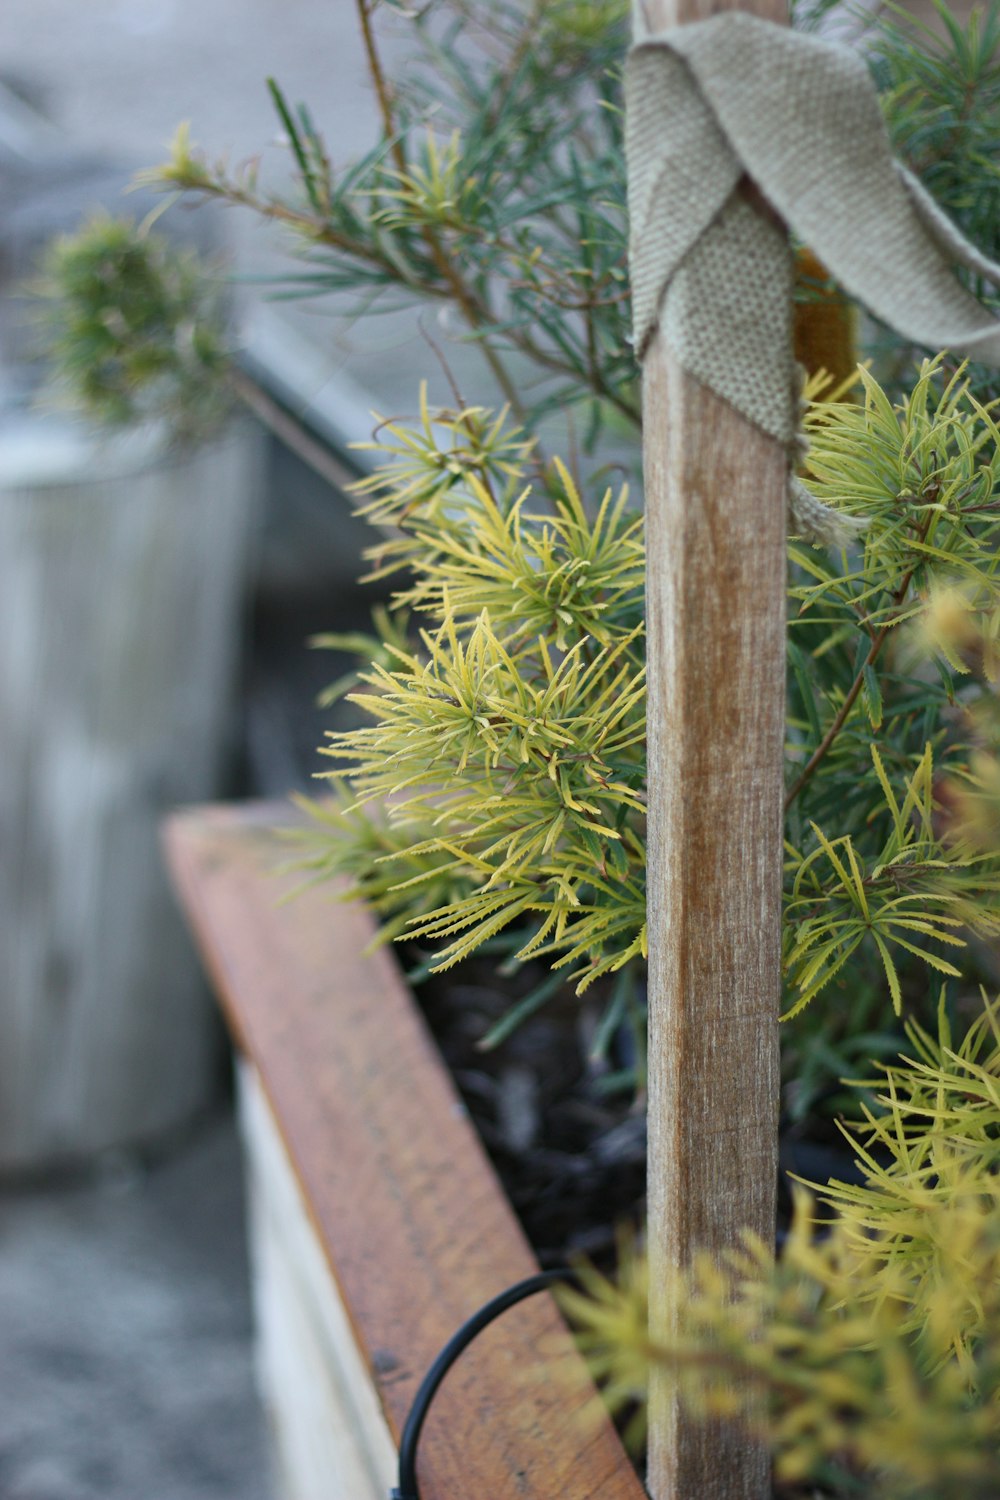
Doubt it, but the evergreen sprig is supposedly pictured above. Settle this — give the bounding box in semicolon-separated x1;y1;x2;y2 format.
308;428;647;991
781;360;1000;1095
784;744;1000;1017
297;359;1000;1091
562;998;1000;1498
140;0;635;438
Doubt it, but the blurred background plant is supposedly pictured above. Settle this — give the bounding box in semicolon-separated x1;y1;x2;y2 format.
868;0;1000;400
35;212;233;443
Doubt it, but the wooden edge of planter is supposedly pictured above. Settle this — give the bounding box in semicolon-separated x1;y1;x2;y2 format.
163;800;646;1500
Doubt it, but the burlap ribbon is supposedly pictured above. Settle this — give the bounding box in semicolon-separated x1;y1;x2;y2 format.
626;14;1000;538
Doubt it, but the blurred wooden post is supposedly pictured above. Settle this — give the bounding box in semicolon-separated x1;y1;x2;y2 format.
632;1;787;1497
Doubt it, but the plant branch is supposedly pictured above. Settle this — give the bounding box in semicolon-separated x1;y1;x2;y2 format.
784;524;933;812
229;366;359;493
352;0;530;424
784;644;881;810
170;173;424;288
356;0;409;178
161;176;638;425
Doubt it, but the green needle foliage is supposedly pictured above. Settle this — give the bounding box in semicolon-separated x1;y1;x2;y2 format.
868;0;1000;401
784;743;998;1017
285;357;1000;1128
122;0;1000;1106
783;361;1000;1037
873;0;1000;276
36;213;232;442
303;400;647;992
563;997;1000;1498
141;0;634;441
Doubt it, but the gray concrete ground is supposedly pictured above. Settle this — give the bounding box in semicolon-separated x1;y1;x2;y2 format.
0;1113;274;1500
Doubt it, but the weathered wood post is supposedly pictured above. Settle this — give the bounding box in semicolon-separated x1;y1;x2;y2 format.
632;1;787;1496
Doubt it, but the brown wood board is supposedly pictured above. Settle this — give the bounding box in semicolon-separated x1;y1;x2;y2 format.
635;3;787;1494
164;801;645;1500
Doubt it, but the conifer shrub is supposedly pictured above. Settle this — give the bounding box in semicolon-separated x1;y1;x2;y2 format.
44;0;1000;1487
563;992;1000;1498
136;0;1000;1105
291;355;1000;1128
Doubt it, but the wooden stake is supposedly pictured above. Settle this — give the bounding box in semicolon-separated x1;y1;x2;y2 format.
633;2;787;1497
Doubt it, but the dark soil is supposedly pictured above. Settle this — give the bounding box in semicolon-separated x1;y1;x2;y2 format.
417;955;866;1274
416;958;647;1270
416;956;869;1500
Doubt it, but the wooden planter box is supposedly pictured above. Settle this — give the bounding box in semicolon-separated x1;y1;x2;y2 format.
165;801;645;1500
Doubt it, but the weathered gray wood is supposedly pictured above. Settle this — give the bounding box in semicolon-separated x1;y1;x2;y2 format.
238;1061;398;1500
633;1;787;1497
0;422;262;1170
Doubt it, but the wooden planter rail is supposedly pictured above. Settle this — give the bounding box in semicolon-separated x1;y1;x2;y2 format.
165;801;645;1500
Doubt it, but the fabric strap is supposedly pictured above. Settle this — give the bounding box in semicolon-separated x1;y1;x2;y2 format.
626;13;1000;455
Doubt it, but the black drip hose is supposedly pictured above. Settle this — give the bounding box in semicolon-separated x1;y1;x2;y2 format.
390;1267;578;1500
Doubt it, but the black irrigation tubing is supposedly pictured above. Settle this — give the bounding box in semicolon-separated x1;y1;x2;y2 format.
389;1222;800;1496
390;1267;580;1500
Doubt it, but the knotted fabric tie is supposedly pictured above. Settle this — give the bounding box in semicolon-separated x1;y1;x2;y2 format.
626;13;1000;541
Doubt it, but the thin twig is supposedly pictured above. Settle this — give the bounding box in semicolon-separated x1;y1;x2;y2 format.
417;312;468;409
352;0;532;425
784;518;933;811
784;620;897;812
175;176;418;288
356;0;409;178
230;366;359;493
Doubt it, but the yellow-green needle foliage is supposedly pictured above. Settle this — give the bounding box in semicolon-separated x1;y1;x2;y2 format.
783;744;1000;1017
563;998;1000;1498
302;361;1000;1074
311;401;647;991
821;996;1000;1361
782;359;1000;1095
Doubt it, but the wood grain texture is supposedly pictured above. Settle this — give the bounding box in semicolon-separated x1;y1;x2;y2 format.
238;1061;397;1500
164;802;645;1500
633;2;787;1497
0;424;262;1169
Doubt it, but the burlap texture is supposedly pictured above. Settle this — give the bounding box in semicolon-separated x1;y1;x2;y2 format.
626;13;1000;450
